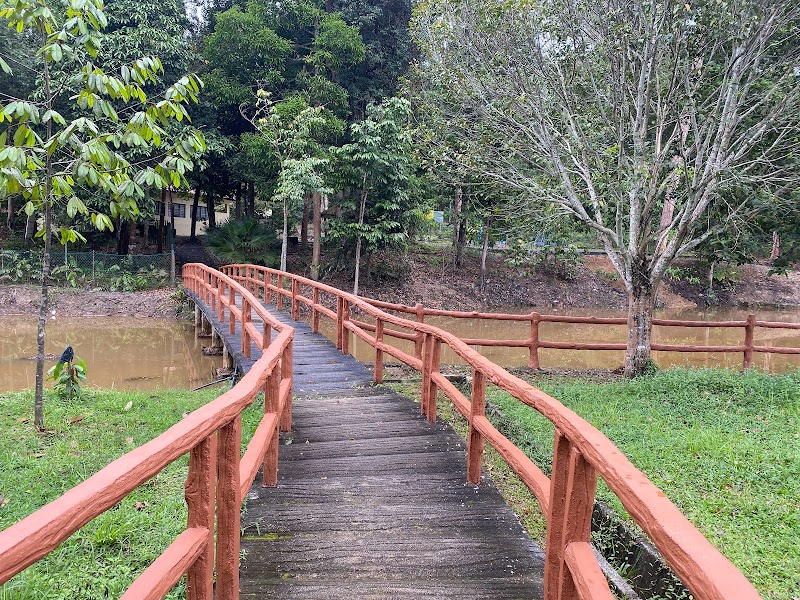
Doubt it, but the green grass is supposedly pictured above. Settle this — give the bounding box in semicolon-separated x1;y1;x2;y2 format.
480;368;800;600
0;387;264;600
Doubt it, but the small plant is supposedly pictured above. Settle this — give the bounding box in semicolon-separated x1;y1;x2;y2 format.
47;356;87;400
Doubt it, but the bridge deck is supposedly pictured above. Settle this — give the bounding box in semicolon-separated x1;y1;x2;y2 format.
189;291;544;599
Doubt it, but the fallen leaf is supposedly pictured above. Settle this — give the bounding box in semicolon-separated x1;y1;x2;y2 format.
17;418;29;424
68;416;84;424
31;453;45;458
0;494;8;508
125;437;134;444
134;501;148;510
123;401;133;412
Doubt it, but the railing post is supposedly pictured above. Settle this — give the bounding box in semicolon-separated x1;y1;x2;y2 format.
426;339;442;423
374;318;384;384
342;301;351;355
242;302;251;358
529;311;541;369
264;272;272;305
185;434;216;600
312;287;320;332
467;369;486;484
743;313;756;370
216;279;223;322
414;303;424;359
263;321;272;351
281;341;293;432
544;430;598;600
291;279;300;320
277;274;284;310
228;285;236;335
336;297;344;350
421;333;431;417
263;366;280;487
215;417;242;600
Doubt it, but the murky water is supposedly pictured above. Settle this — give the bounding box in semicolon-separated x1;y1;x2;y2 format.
319;306;800;372
0;317;223;392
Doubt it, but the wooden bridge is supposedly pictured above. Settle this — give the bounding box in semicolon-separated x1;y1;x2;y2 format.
0;264;764;600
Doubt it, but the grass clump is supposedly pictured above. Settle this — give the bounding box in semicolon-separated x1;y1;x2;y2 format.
484;368;799;600
0;387;264;599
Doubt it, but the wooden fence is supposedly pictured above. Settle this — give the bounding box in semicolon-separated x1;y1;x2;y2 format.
0;264;293;600
345;300;800;370
221;264;763;600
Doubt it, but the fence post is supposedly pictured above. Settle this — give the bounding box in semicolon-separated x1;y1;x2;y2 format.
342;301;351;355
467;369;487;484
336;297;344;350
215;417;242;600
185;434;217;600
276;274;284;310
374;318;384;384
263;366;280;487
426;339;442;423
421;333;431;417
414;303;424;359
228;285;236;335
312;288;320;332
291;279;300;320
241;302;251;358
743;313;756;370
529;311;541;369
281;340;293;432
543;431;598;600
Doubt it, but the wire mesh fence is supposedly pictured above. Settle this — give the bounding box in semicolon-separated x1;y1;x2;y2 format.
0;249;172;290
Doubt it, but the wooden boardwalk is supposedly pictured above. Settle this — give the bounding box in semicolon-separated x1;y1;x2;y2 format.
188;291;545;599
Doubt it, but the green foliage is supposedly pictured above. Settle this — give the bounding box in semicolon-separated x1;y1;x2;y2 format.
47;356;87;400
504;225;583;281
205;217;280;266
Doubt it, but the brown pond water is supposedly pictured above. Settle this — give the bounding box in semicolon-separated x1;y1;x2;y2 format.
318;306;800;372
0;317;223;393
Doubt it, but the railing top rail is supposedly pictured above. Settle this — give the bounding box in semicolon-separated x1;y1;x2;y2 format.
224;264;761;600
0;264;293;586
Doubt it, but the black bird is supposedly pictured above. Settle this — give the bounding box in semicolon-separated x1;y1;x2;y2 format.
58;346;74;365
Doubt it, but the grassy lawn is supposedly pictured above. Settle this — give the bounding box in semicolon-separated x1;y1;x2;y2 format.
407;368;798;600
0;387;263;600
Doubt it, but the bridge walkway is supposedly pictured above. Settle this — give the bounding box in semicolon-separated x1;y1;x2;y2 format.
188;290;545;599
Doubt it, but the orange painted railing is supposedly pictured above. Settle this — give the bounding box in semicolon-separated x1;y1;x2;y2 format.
0;264;293;600
223;264;762;600
348;300;800;370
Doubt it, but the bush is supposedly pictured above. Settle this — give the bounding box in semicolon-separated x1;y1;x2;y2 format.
204;218;280;266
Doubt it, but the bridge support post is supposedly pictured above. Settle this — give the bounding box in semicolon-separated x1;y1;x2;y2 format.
467;369;486;484
222;344;231;369
212;329;221;348
216;417;242;600
529;312;541;369
543;431;598;600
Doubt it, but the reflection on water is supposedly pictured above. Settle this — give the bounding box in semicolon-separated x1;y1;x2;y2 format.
318;306;800;372
0;317;223;392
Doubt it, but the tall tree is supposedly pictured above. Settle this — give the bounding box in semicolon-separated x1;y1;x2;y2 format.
0;0;205;427
412;0;800;375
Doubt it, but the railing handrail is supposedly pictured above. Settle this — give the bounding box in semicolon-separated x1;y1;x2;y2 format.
0;263;294;600
223;264;762;600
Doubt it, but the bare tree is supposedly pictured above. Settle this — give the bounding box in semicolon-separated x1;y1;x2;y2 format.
412;0;800;374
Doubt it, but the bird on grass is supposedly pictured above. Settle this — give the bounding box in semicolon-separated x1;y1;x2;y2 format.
58;346;74;366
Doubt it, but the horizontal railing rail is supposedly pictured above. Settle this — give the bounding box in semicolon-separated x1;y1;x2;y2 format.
0;263;294;600
223;264;762;600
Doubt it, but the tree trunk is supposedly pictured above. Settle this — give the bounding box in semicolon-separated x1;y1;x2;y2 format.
234;183;242;220
452;186;462;260
6;197;13;231
301;193;310;246
247;181;255;217
456;208;468;267
117;218;130;255
479;215;491;291
623;284;657;377
24;212;35;245
206;190;217;229
280;198;288;272
354;186;368;296
190;185;202;242
311;191;322;280
157;188;166;253
770;232;780;260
